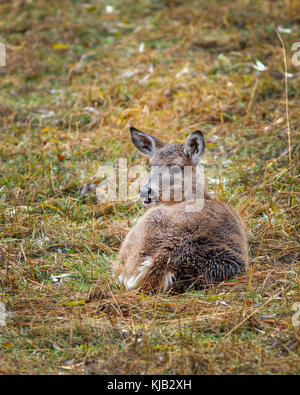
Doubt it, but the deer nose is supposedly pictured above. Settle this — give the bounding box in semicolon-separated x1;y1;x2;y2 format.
140;187;151;198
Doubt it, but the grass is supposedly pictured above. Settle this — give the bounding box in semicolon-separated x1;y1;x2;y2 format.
0;0;299;374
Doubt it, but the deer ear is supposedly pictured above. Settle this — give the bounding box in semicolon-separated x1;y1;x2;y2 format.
130;127;166;156
184;130;205;165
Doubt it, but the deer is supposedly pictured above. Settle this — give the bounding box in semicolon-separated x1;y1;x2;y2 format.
112;127;248;293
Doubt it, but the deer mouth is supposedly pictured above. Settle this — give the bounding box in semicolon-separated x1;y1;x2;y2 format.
140;187;154;205
143;197;152;205
143;196;160;205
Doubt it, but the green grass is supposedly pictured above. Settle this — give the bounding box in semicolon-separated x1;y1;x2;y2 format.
0;0;299;374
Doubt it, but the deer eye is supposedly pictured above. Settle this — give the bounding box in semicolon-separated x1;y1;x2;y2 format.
169;166;182;174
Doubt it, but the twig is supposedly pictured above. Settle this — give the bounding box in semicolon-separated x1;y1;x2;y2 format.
277;31;292;164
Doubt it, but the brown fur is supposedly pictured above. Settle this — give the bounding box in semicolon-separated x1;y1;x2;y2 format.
113;128;248;293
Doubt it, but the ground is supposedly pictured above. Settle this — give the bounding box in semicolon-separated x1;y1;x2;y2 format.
0;0;299;375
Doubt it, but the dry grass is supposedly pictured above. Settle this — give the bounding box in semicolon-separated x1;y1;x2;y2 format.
0;0;299;374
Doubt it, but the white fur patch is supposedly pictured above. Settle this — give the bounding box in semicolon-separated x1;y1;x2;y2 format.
124;275;139;290
137;258;153;274
162;272;175;292
123;258;153;290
